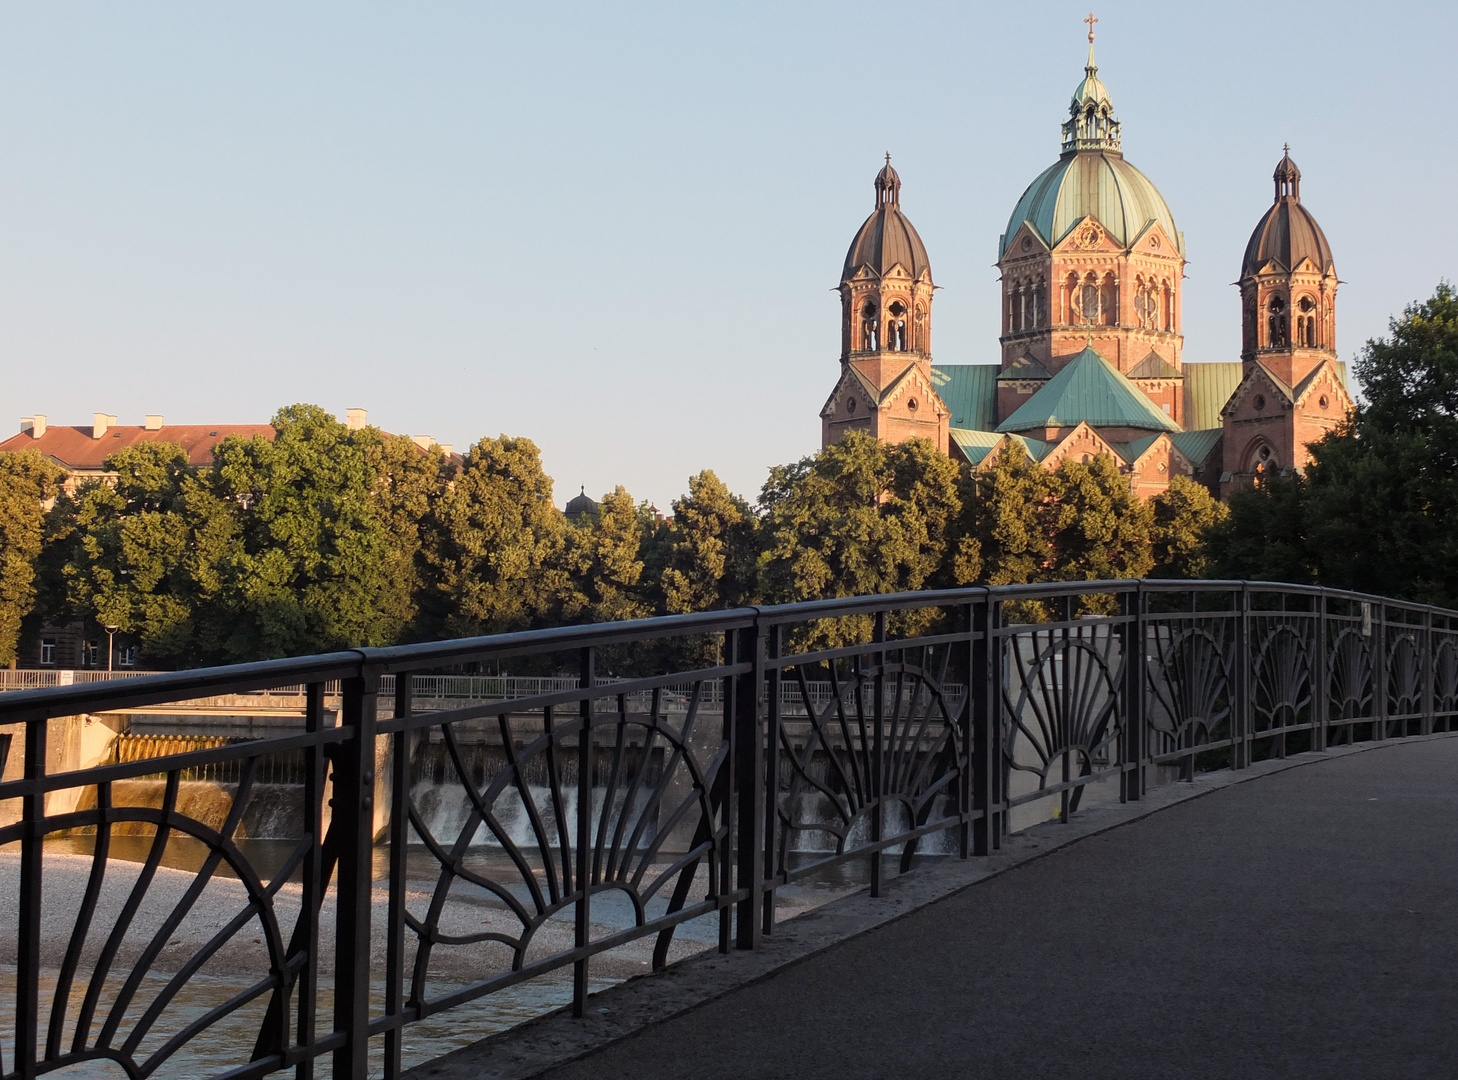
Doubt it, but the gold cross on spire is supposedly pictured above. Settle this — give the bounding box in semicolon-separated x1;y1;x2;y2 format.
885;151;891;166
1084;11;1098;41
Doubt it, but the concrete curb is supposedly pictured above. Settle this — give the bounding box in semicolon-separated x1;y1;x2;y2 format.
403;732;1458;1080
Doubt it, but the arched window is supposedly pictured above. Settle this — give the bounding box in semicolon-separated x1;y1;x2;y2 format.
1250;443;1277;485
1267;296;1288;348
861;301;879;351
1033;278;1047;327
1063;272;1079;325
914;304;925;351
1100;274;1118;326
1244;301;1257;350
888;300;907;350
1079;274;1100;325
1298;297;1316;347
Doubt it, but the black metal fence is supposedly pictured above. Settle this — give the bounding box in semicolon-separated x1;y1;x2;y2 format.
2;580;1455;1080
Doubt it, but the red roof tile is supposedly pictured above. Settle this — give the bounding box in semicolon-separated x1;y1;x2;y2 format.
0;424;275;471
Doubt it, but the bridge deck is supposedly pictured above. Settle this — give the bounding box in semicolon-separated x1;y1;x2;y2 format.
540;738;1458;1079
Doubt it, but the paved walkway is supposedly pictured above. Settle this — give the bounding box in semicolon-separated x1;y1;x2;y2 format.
542;739;1458;1080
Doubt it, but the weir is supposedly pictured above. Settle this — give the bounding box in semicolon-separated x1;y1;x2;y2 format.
2;580;1455;1080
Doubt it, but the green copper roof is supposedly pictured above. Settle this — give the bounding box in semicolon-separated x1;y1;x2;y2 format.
1002;151;1181;258
948;428;1050;467
997;345;1179;434
930;364;999;430
1169;429;1224;468
1181;363;1243;431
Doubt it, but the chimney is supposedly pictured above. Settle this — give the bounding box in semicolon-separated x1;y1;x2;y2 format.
21;415;46;439
410;435;437;450
438;444;452;456
92;413;117;439
144;414;164;431
345;408;367;431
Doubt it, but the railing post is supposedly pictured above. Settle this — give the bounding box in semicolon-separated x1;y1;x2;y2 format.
870;610;886;895
1314;592;1329;752
1121;584;1146;802
16;714;46;1080
1375;603;1388;740
734;620;764;950
383;673;413;1080
573;647;595;1016
1422;608;1435;736
761;623;781;936
333;668;379;1080
972;597;1003;854
1233;585;1251;770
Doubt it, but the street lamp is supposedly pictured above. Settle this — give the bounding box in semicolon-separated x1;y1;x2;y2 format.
104;625;119;673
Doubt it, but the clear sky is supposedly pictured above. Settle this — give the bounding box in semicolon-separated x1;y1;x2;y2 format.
1;1;1453;509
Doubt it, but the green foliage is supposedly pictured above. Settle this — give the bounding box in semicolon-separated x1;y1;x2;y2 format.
759;432;960;644
563;486;651;625
1149;475;1228;579
0;450;68;664
63;444;208;665
426;434;570;637
951;445;1057;589
661;470;757;614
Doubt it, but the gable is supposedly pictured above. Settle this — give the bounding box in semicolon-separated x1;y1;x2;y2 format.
998;346;1179;434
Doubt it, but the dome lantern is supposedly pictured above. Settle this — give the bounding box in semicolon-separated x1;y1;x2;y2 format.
1061;16;1121;153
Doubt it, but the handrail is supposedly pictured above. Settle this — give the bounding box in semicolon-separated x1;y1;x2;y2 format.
3;578;1456;1080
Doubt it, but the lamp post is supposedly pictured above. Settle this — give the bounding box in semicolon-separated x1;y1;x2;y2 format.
104;625;119;673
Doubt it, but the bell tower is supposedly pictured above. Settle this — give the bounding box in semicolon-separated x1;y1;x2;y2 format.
1237;147;1340;387
821;158;948;452
1222;148;1351;497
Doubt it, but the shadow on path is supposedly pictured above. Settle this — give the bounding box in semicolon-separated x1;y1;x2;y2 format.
542;739;1458;1080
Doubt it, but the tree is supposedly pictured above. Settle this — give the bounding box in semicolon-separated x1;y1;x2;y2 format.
951;445;1058;588
564;486;651;625
358;430;451;638
204;404;410;659
425;434;571;637
1149;475;1228;579
0;450;68;664
759;433;960;645
1204;471;1315;585
660;470;757;614
62;444;207;666
1047;454;1154;583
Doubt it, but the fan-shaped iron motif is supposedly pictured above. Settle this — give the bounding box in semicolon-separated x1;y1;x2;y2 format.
1001;626;1123;801
1327;626;1374;743
1145;622;1233;755
403;683;725;1013
774;647;965;872
1251;620;1313;734
1434;638;1458;730
1386;632;1423;735
0;760;309;1079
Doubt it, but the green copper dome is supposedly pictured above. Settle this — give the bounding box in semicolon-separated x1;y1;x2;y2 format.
999;39;1182;258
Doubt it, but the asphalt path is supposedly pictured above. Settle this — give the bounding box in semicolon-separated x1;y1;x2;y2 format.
541;738;1458;1080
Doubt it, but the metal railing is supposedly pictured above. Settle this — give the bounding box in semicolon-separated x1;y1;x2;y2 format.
1;580;1455;1080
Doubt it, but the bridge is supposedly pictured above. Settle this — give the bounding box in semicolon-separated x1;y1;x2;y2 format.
1;580;1454;1079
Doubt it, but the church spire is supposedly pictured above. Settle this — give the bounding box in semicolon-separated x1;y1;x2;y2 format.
1062;14;1121;153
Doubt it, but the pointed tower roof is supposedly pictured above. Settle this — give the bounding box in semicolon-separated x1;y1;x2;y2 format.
1240;145;1334;277
842;154;932;281
997;344;1179;433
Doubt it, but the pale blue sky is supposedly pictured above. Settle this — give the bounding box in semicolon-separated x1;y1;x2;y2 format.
1;1;1452;508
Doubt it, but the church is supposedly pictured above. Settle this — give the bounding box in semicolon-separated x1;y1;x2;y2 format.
820;22;1351;499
